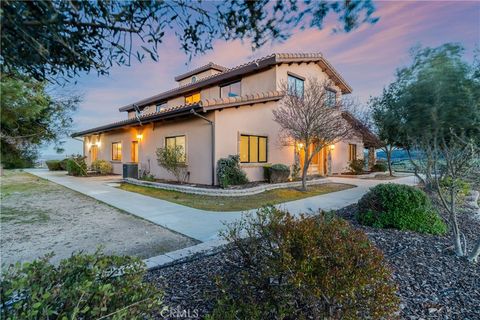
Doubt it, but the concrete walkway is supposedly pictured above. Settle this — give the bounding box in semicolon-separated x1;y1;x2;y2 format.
26;169;418;242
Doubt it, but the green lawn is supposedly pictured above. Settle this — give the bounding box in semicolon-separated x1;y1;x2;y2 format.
118;183;355;211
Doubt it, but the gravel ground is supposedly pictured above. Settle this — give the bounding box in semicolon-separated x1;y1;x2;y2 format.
148;205;480;319
1;171;197;266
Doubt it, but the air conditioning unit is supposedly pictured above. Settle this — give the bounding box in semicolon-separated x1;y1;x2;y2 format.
123;163;138;179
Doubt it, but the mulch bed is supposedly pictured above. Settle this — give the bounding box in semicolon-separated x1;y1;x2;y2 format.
147;205;480;319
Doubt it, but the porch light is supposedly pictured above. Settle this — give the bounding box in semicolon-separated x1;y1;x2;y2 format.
297;142;304;149
136;134;143;140
96;141;101;148
87;142;92;148
329;144;335;150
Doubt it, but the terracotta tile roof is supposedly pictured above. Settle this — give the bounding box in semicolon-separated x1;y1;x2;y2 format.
119;53;352;112
174;62;227;81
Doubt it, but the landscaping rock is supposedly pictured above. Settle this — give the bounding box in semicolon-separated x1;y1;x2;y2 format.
147;204;480;319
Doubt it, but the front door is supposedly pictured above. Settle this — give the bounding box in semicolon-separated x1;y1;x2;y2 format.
91;145;98;162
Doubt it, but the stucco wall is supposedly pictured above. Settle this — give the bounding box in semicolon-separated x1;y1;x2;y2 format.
214;101;295;182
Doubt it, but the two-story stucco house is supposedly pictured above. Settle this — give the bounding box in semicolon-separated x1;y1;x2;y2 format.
72;53;379;185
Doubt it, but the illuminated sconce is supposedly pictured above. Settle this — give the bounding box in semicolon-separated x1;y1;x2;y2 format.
136;134;143;140
329;144;335;150
296;142;304;150
96;141;101;148
87;142;92;148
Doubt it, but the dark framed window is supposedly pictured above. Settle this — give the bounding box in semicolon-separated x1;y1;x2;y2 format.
240;135;267;163
326;89;336;107
156;102;167;112
348;144;357;161
287;74;304;97
165;135;186;163
112;142;122;161
220;81;241;98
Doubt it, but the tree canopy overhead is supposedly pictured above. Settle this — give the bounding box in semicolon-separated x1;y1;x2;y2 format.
1;0;378;83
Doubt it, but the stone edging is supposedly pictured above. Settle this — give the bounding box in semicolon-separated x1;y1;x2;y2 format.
123;177;332;197
144;239;228;270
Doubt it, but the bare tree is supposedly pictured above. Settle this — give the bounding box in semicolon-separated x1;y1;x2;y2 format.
273;78;352;191
431;133;480;262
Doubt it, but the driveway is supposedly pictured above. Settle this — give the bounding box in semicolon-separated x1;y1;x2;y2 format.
26;169;418;242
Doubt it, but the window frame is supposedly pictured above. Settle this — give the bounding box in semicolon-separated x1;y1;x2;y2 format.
220;80;241;98
111;142;122;161
184;92;201;104
155;102;167;112
326;89;337;107
348;143;357;161
239;134;268;163
164;135;187;163
287;74;305;97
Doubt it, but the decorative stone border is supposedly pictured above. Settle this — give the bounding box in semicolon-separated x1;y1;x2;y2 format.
123;177;333;197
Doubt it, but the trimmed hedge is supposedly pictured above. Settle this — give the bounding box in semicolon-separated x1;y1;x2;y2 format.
267;163;290;183
46;160;63;171
371;162;388;172
357;184;447;235
348;159;365;174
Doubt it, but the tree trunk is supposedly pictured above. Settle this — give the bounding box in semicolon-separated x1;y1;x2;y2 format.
468;238;480;263
450;187;465;257
385;146;393;176
301;143;310;191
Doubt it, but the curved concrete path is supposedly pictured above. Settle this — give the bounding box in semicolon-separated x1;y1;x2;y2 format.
26;169;418;242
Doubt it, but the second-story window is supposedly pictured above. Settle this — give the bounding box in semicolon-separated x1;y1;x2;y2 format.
156;102;167;112
287;75;304;97
185;92;201;104
220;81;241;98
326;89;336;107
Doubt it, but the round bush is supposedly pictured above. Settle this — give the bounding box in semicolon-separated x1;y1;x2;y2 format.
209;207;399;319
91;159;113;174
358;184;446;235
66;156;87;176
371;162;388;172
45;160;62;171
268;163;290;183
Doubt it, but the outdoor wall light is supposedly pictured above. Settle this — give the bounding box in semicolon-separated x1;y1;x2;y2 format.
329;144;335;150
136;134;143;140
96;141;101;148
297;142;304;149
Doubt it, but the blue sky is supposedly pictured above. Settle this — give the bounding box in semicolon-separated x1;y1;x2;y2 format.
43;0;480;157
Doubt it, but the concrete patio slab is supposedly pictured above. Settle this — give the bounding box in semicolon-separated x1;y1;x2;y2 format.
25;169;418;242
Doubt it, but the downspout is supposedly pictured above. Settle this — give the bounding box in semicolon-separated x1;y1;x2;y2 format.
190;108;215;186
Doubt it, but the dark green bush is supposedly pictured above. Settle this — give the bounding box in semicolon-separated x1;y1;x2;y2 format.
45;160;62;171
216;155;248;188
59;158;68;170
263;164;272;182
358;184;447;235
371;161;388;172
348;159;365;174
267;163;290;183
66;156;87;176
208;207;399;319
0;251;162;319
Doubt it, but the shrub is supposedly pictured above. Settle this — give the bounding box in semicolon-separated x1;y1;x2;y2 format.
371;161;388;172
216;155;248;188
156;146;189;183
59;158;68;170
208;207;399;319
348;159;365;174
358;184;447;235
91;159;113;175
0;251;162;319
45;160;62;171
263;164;272;182
291;163;301;180
66;156;87;176
267;163;290;183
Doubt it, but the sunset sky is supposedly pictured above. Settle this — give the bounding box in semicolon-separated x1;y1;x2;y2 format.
45;0;479;156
